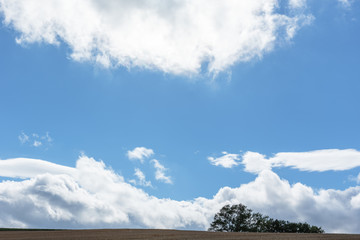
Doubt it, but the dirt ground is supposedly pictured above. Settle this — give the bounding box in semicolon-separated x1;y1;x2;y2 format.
0;229;359;240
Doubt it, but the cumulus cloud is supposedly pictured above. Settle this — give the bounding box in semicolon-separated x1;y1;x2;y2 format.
208;151;240;168
130;168;152;187
241;149;360;174
0;155;360;232
127;147;154;163
151;159;172;184
0;156;200;229
0;0;312;76
209;170;360;233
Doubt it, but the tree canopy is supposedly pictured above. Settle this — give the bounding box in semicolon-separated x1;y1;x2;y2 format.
208;204;324;233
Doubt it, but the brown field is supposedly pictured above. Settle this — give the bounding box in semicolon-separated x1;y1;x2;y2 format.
0;229;359;240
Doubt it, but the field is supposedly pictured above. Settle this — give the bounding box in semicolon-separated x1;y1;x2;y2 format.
0;229;359;240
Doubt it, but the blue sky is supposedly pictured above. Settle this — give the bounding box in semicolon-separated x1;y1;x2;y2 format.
0;0;360;233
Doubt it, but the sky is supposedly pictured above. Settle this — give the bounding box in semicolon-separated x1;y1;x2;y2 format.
0;0;360;233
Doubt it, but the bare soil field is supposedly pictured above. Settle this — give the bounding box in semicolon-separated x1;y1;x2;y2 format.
0;229;359;240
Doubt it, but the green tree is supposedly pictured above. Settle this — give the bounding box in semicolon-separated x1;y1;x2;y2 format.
208;204;324;233
208;204;252;232
249;212;269;232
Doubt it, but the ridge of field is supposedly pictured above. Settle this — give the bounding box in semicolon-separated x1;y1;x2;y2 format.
0;229;359;240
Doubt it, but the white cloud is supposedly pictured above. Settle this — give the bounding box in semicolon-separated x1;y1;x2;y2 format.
208;151;240;168
0;155;360;232
18;131;52;148
42;132;52;143
241;151;272;173
271;149;360;172
241;149;360;174
151;159;172;184
33;140;42;147
0;0;312;76
289;0;306;9
338;0;352;8
207;170;360;233
130;168;152;187
0;158;77;179
127;147;154;163
18;132;29;144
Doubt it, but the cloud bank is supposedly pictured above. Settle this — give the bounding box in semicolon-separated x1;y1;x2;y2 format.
0;155;360;232
0;0;312;75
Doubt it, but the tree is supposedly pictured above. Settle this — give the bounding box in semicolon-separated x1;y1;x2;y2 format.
208;204;324;233
249;212;269;232
208;204;252;232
